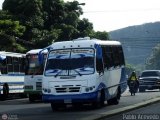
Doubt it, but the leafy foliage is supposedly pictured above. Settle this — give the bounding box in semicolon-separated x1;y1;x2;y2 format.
1;0;109;52
0;10;26;52
145;44;160;70
92;31;109;40
125;64;136;76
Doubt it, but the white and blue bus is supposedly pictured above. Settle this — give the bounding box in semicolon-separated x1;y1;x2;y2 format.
0;51;25;100
24;49;47;102
42;37;127;110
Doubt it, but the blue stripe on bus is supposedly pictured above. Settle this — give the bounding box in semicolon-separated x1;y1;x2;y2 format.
0;82;24;85
9;88;24;90
1;74;25;76
42;91;98;103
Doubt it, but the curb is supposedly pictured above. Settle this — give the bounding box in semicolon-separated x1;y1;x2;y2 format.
81;97;160;120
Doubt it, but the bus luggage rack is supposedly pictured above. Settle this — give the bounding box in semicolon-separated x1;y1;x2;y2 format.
55;87;80;93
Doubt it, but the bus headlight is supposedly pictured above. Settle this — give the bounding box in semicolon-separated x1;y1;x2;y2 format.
85;86;95;92
48;89;51;93
85;88;89;92
43;88;51;93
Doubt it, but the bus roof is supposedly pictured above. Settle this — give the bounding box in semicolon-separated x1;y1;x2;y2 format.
50;38;121;49
0;51;25;58
26;49;48;54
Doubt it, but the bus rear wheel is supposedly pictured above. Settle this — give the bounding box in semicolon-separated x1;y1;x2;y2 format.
29;94;36;102
29;94;42;102
2;84;9;100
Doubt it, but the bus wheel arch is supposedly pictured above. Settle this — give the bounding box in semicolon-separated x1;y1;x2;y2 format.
92;88;105;108
107;86;121;105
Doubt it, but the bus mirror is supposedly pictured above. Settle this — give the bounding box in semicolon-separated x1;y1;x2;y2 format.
38;45;51;64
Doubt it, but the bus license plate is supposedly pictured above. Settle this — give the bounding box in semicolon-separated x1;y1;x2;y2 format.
64;99;72;103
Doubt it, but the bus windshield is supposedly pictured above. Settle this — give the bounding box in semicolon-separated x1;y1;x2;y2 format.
25;54;44;75
45;48;95;76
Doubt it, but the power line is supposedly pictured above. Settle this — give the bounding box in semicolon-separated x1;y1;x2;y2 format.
83;8;160;13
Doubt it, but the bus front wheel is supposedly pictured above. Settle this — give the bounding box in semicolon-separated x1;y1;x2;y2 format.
92;89;105;108
107;87;121;105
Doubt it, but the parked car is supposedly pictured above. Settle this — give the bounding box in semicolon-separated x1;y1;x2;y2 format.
139;70;160;92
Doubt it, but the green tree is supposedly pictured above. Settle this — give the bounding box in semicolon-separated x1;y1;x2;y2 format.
0;19;25;36
0;10;26;52
125;63;136;76
145;44;160;69
3;0;44;46
92;31;109;40
2;0;109;51
76;18;94;38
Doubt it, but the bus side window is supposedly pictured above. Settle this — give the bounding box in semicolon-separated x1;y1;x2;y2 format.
108;46;114;68
102;46;112;69
96;57;104;74
119;46;125;65
20;58;25;73
106;46;113;69
0;59;7;74
112;46;120;67
96;46;104;73
102;46;107;69
7;56;13;73
13;57;19;72
114;46;120;67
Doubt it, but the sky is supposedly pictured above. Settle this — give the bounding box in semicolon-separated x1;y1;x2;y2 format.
1;0;160;32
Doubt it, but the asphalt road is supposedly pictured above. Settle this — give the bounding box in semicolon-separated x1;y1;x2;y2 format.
102;101;160;120
0;89;160;120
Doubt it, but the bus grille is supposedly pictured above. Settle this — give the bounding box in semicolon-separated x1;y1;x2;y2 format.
55;87;80;93
36;82;42;90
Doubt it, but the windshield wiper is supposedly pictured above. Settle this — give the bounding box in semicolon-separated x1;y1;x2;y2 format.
54;70;63;78
73;69;82;76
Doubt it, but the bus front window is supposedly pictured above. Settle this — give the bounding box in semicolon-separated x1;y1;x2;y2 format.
25;54;43;75
45;49;95;76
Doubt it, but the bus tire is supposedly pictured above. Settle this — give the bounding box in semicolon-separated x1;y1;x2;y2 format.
92;89;105;108
19;93;27;98
100;89;105;107
2;84;9;100
29;94;35;102
107;87;121;105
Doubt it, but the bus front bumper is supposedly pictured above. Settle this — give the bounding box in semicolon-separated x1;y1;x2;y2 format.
42;91;98;103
